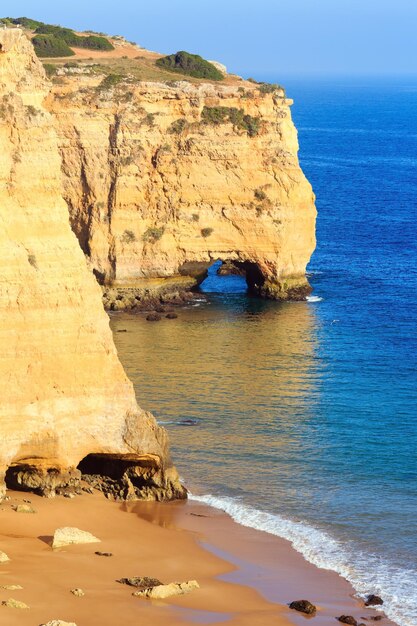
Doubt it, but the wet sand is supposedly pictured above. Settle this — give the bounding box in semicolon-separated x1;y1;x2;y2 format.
0;491;394;626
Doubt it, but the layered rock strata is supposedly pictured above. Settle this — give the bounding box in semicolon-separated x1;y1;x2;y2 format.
49;66;316;305
0;29;185;500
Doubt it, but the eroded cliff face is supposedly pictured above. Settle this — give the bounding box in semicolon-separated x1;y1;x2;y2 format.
0;29;185;500
49;66;316;303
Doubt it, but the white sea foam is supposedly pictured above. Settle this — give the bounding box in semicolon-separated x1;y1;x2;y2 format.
306;295;323;302
190;493;417;626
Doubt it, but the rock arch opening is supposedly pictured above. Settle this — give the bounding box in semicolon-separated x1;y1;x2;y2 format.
181;258;266;296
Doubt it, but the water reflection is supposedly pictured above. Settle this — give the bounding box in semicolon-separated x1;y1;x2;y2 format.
111;283;321;504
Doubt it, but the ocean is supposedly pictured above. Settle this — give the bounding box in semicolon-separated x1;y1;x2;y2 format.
111;77;417;626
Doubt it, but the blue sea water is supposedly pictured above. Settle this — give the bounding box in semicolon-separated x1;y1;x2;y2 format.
112;78;417;626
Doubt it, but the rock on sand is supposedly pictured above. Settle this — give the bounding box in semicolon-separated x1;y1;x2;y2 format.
52;527;100;549
133;580;199;599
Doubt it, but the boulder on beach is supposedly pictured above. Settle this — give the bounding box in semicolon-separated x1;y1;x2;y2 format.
13;503;36;514
0;551;10;563
118;576;162;589
1;598;29;609
365;594;383;606
146;313;162;321
52;527;100;549
337;617;358;626
132;580;199;599
289;599;316;614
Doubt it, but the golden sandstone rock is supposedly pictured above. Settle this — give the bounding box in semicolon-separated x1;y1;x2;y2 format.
49;62;316;304
0;28;315;501
0;29;185;501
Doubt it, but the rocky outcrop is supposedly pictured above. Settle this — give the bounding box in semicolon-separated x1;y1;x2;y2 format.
49;66;316;303
0;29;185;500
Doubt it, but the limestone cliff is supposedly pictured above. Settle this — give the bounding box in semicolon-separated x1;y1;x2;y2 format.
0;29;185;500
48;63;316;304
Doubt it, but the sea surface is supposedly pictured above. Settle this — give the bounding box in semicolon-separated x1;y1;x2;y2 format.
111;77;417;626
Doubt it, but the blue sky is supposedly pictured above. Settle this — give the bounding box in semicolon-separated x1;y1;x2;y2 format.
3;0;417;77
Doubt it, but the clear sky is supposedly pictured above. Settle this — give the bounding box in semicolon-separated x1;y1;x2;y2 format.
3;0;417;77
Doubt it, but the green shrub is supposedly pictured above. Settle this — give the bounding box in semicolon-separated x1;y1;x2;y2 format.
43;63;57;78
121;230;137;243
28;253;38;268
96;73;124;92
259;82;285;95
201;106;261;137
4;16;45;29
201;227;213;238
191;213;200;222
35;23;114;51
156;51;224;81
168;118;188;134
32;34;75;58
254;188;267;201
142;226;165;243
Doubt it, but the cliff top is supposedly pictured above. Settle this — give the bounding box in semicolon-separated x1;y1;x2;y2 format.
0;17;285;92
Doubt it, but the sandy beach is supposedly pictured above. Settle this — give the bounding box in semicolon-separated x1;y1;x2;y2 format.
0;490;393;626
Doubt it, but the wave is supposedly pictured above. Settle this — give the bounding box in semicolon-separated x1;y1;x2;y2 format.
190;493;417;626
306;295;323;303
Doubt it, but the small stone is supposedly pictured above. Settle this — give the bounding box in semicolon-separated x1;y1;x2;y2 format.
40;621;77;626
63;493;75;499
81;486;94;494
13;504;36;514
1;598;29;609
117;576;162;589
166;313;178;319
365;595;383;607
52;527;100;549
132;580;199;599
95;551;113;557
0;551;10;563
70;588;84;597
1;585;23;590
146;313;161;322
337;617;358;626
289;599;316;615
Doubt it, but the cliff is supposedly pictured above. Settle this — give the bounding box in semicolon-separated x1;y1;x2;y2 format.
47;58;316;305
0;29;185;500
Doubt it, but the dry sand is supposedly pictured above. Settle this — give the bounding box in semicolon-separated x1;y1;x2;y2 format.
0;490;393;626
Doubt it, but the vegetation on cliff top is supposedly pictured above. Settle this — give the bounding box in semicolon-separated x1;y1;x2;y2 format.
201;106;261;137
156;51;224;81
32;34;75;58
1;17;114;57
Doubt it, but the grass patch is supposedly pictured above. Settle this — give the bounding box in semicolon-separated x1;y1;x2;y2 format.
201;106;261;137
201;227;213;238
156;51;224;81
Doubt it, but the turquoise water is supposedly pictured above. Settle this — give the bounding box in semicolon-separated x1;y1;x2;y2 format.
112;78;417;626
